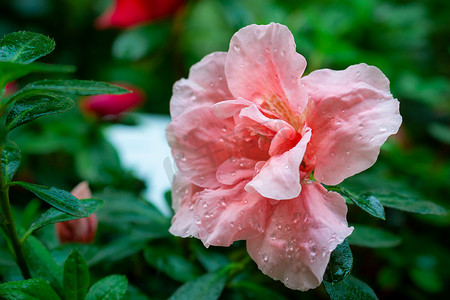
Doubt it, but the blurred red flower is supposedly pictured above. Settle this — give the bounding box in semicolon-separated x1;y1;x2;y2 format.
96;0;185;29
80;83;144;118
55;182;97;244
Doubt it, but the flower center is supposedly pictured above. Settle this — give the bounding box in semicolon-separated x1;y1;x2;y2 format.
262;95;307;132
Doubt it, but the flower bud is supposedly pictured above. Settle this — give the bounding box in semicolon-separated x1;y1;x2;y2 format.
96;0;185;29
55;182;98;244
80;83;144;119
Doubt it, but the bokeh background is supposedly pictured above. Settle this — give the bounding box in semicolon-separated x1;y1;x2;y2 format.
0;0;449;299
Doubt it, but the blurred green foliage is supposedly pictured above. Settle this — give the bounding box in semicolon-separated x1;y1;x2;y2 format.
0;0;449;299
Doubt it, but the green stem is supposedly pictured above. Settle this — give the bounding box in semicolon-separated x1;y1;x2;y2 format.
0;162;30;279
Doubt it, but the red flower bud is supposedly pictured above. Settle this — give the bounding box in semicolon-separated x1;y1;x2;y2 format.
55;182;98;244
96;0;185;29
80;83;144;118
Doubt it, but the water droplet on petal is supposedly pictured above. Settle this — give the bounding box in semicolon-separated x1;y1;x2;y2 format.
284;164;289;169
330;152;335;157
380;126;387;132
263;253;269;262
230;170;236;176
281;49;286;56
238;223;242;230
233;44;240;51
230;222;234;228
195;215;201;224
269;234;276;240
218;75;223;81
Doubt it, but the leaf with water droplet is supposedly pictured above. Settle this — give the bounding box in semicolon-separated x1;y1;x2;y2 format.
326;186;385;220
324;239;353;284
324;275;378;300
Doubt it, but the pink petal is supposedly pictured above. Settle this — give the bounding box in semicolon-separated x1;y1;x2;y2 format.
225;23;308;116
170;52;233;119
169;174;202;238
246;181;353;291
301;64;402;185
167;106;235;188
216;157;257;185
245;129;311;200
194;182;271;247
70;181;92;199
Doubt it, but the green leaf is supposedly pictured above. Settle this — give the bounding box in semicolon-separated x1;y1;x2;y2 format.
0;61;75;90
0;31;55;63
323;275;378;300
348;225;401;248
112;23;170;61
373;193;448;215
0;278;61;300
9;80;129;104
169;270;228;300
88;236;146;267
324;239;353;284
63;249;90;300
143;243;202;282
23;235;63;294
1;140;21;183
6;93;74;130
85;275;128;300
329;186;385;220
23;199;103;241
11;181;88;217
229;281;288;300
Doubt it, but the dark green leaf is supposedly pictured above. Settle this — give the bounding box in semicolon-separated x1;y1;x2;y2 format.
23;199;103;241
112;24;170;61
6;93;74;130
169;270;228;300
143;244;202;282
329;186;385;220
23;235;63;294
88;236;146;267
0;278;61;300
324;275;378;300
324;239;353;284
1;140;21;183
63;249;90;300
229;281;288;300
9;80;129;104
374;193;448;215
11;181;88;217
0;61;75;90
85;275;128;300
0;31;54;63
348;225;401;248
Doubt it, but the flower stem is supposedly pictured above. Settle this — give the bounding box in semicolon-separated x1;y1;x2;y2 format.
0;166;30;279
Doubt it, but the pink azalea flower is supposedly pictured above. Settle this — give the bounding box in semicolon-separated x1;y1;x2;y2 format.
166;23;402;290
55;182;97;244
96;0;185;29
80;83;144;119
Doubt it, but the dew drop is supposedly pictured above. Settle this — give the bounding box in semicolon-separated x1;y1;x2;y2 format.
276;223;282;230
195;215;201;224
222;126;228;132
202;202;207;208
218;75;223;81
346;151;350;155
230;222;235;228
303;213;310;224
189;202;195;210
293;213;301;224
233;44;240;51
281;49;286;56
263;253;269;262
380;126;387;132
230;170;236;176
209;81;215;87
238;223;243;230
330;152;335;157
284;164;289;169
269;234;277;240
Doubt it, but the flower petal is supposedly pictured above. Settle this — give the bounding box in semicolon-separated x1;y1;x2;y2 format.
169;174;202;238
170;52;233;119
167;106;235;188
194;182;271;247
225;23;308;115
246;181;353;291
301;64;402;185
245;129;311;200
216;157;257;186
